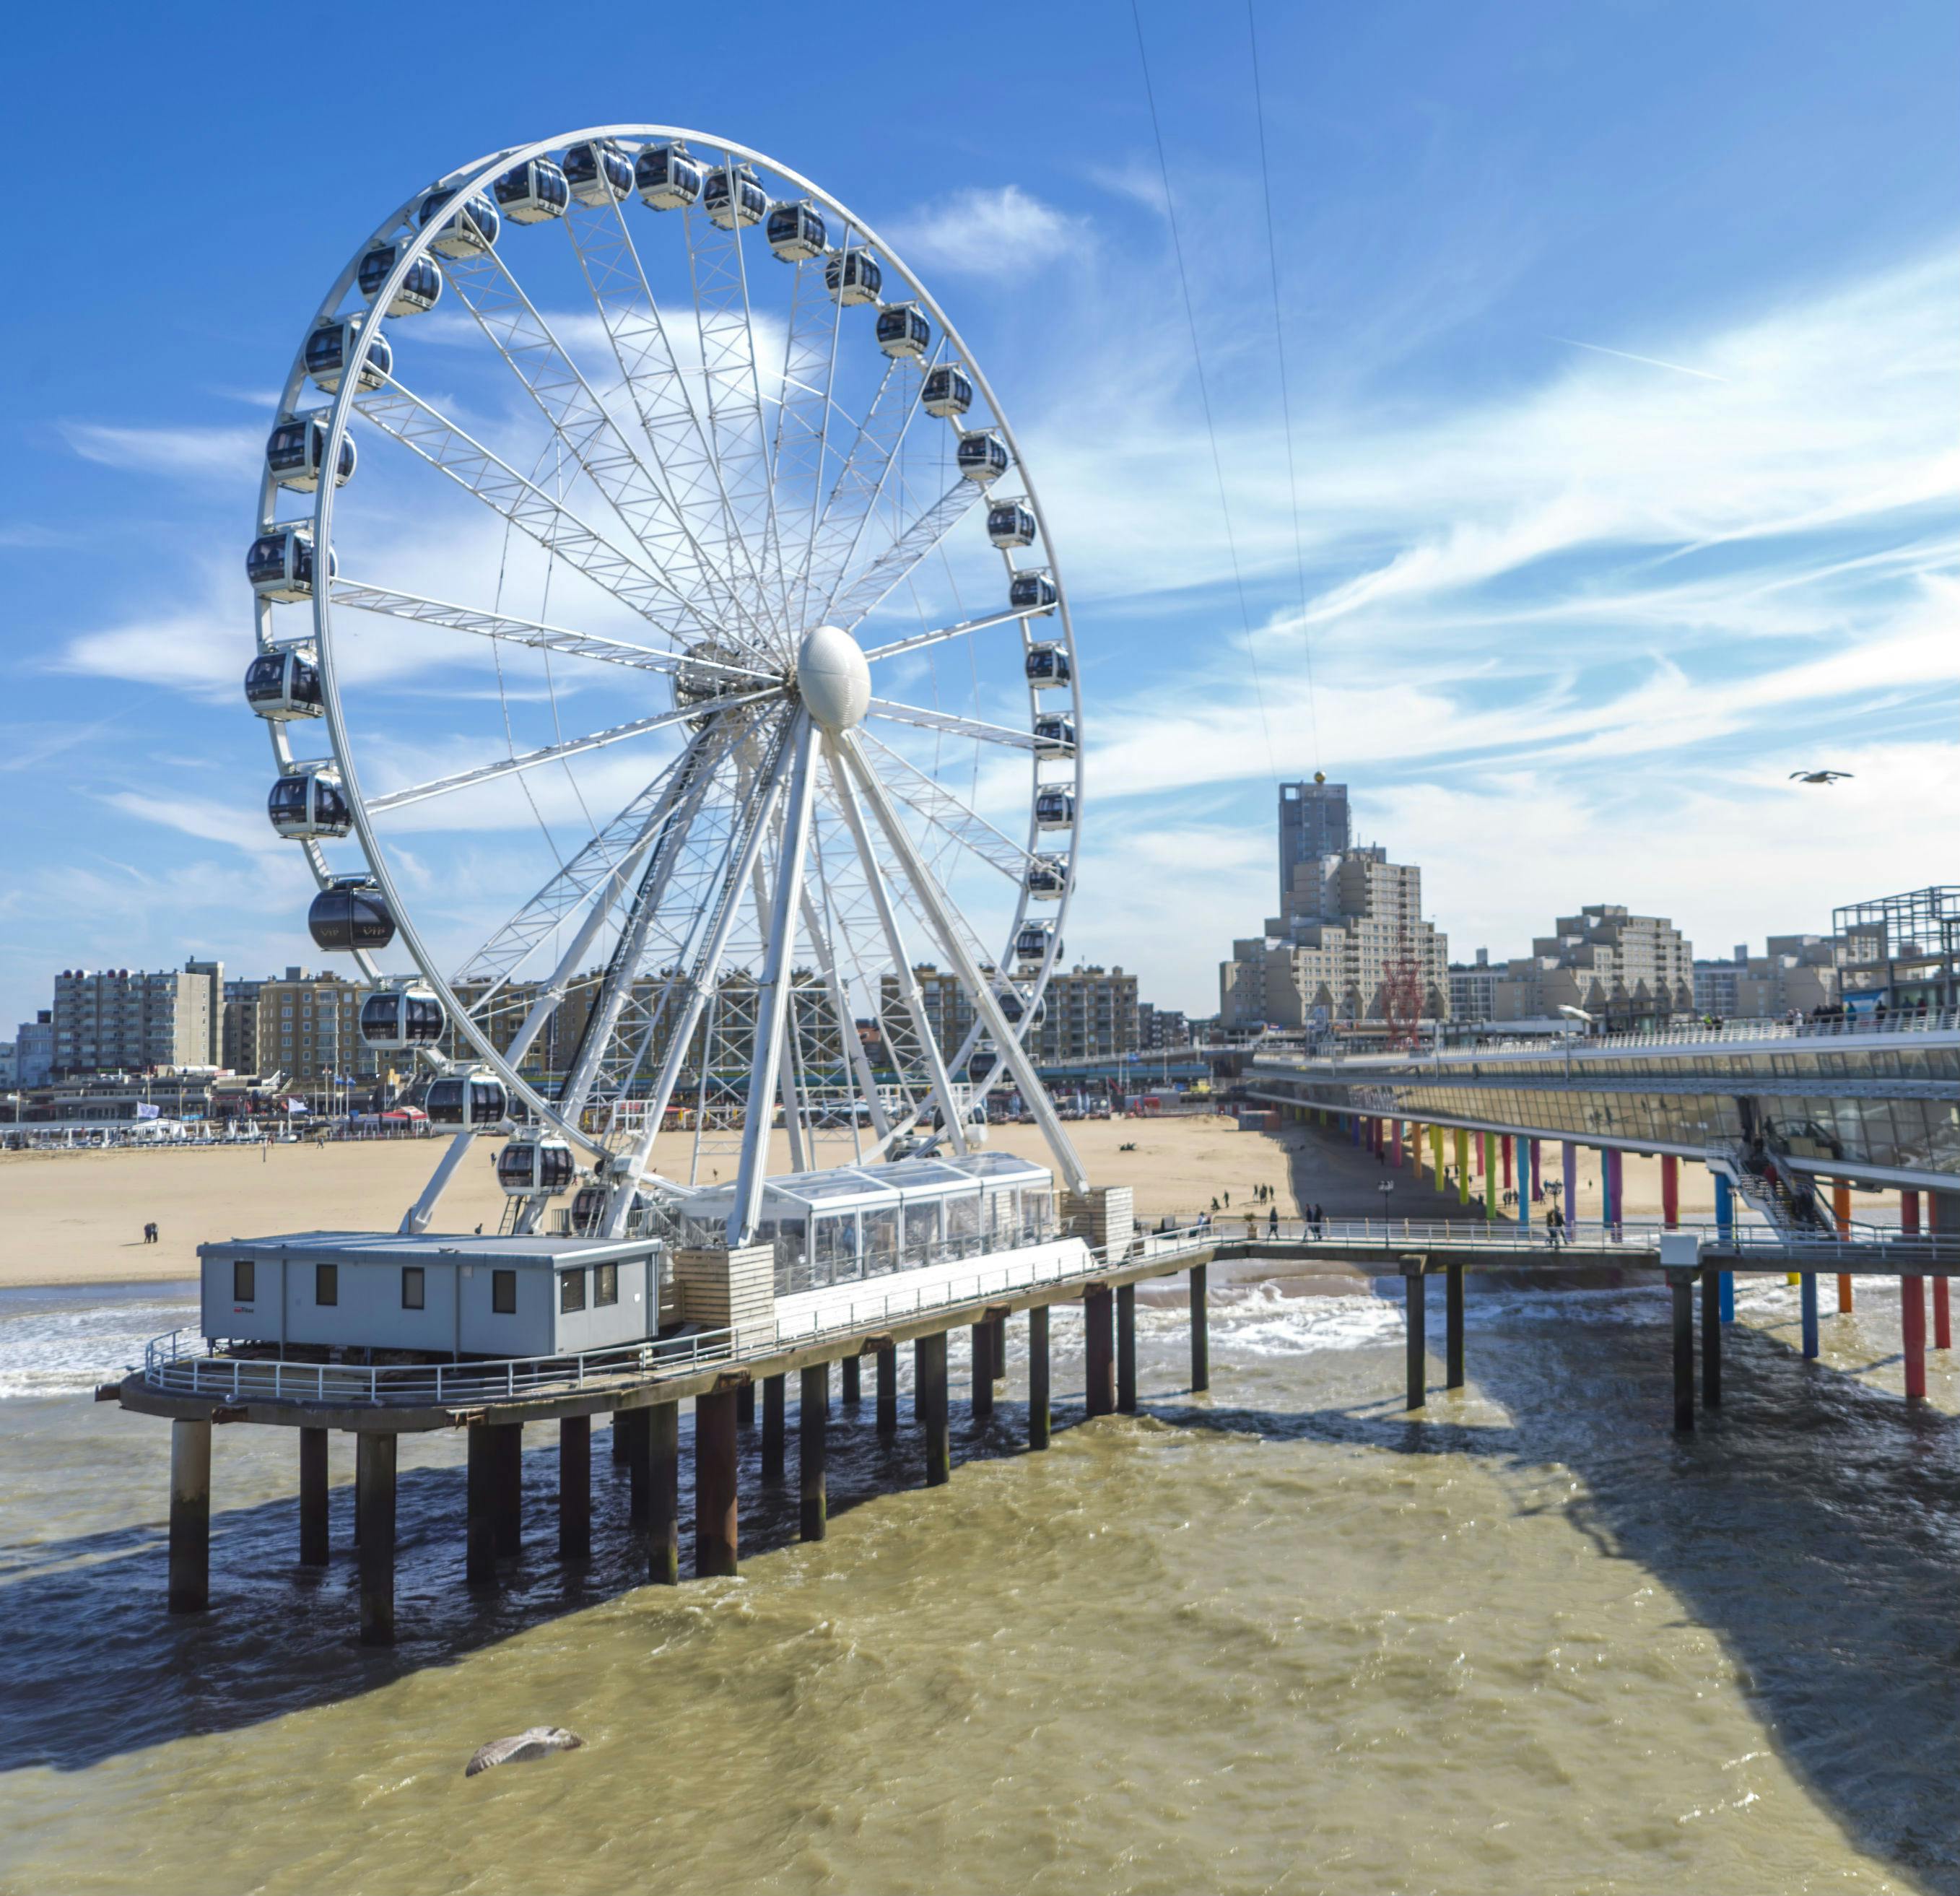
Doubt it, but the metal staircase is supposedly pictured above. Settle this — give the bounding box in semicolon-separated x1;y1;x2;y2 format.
1705;1138;1834;1235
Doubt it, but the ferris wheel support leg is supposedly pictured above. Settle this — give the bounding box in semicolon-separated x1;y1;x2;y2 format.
401;1129;479;1236
837;733;1089;1196
728;716;820;1247
822;734;969;1161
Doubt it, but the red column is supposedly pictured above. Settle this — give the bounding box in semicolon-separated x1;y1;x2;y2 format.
1391;1121;1403;1167
1661;1154;1680;1230
1903;1275;1928;1399
1902;1191;1921;1235
1834;1182;1853;1313
1932;1195;1952;1350
1501;1136;1513;1192
1475;1137;1485;1178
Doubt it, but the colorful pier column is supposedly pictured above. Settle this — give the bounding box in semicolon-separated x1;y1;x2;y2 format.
1603;1150;1624;1236
1902;1272;1928;1400
1482;1134;1498;1221
1501;1136;1513;1194
1562;1141;1577;1230
1661;1155;1679;1229
1529;1138;1542;1203
1715;1167;1736;1322
1431;1124;1444;1191
1800;1274;1820;1360
1517;1139;1532;1230
1931;1193;1954;1350
1391;1121;1403;1167
1833;1182;1853;1313
1455;1129;1470;1204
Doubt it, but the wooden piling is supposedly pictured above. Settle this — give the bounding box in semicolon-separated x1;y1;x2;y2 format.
916;1333;950;1487
298;1426;328;1567
648;1402;679;1585
841;1354;861;1406
1445;1263;1465;1391
1700;1269;1720;1410
970;1322;993;1419
466;1421;497;1586
694;1390;739;1578
558;1414;591;1563
1671;1277;1695;1434
1084;1285;1116;1417
1189;1264;1209;1393
762;1373;786;1479
1029;1305;1051;1450
876;1343;898;1435
1403;1264;1427;1411
1903;1275;1928;1401
356;1432;396;1646
1116;1282;1138;1414
800;1364;829;1541
168;1417;211;1614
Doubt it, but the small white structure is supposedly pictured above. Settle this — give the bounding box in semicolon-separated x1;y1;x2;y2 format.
198;1231;663;1358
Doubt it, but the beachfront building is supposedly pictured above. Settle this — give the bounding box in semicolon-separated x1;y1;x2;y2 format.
251;970;385;1092
1277;777;1350;912
881;962;1143;1068
1491;906;1695;1029
1448;950;1500;1024
1693;947;1749;1017
1138;1004;1191;1051
51;961;223;1076
13;1013;53;1087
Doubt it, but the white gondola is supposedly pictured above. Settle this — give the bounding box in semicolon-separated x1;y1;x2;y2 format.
1025;854;1069;901
266;412;355;493
418;186;500;258
266;764;352;841
1024;642;1071;689
1033;713;1076;758
702;160;767;230
304;312;391;395
244;645;323;721
494;156;571;224
424;1068;508;1129
635;140;703;209
1010;568;1058;615
497;1134;577;1196
956;430;1010;484
246;524;335;602
1015;921;1056;967
824;248;882;305
765;199;827;261
875;302;930;360
308;874;396;953
923;364;972;417
988;499;1037;548
1035;786;1076;830
357;241;441;317
360;981;445;1050
564;140;633;206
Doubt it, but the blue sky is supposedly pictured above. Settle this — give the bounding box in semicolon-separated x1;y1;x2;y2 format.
4;0;1956;1027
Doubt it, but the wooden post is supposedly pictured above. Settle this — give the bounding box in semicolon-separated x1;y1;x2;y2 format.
694;1390;739;1578
559;1414;591;1563
1116;1282;1138;1414
1084;1285;1115;1417
800;1363;829;1541
761;1374;786;1481
1903;1275;1928;1401
1190;1264;1209;1392
356;1432;396;1647
466;1421;496;1586
1700;1269;1720;1410
841;1354;861;1406
876;1344;898;1435
495;1422;523;1554
1671;1277;1695;1435
648;1402;679;1585
168;1417;211;1614
1403;1264;1427;1411
298;1426;328;1567
1029;1305;1051;1450
738;1379;757;1430
970;1321;993;1419
916;1333;950;1487
1445;1263;1465;1391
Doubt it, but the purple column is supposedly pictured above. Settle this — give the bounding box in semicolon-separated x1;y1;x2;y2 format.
1606;1150;1624;1235
1562;1141;1577;1230
1528;1139;1542;1202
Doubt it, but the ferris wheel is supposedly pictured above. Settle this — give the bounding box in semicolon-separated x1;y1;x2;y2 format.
245;124;1088;1243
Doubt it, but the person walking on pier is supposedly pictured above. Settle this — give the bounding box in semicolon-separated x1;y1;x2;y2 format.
1546;1204;1565;1251
1267;1205;1279;1238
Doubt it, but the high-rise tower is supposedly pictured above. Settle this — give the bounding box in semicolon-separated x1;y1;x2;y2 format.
1278;777;1349;916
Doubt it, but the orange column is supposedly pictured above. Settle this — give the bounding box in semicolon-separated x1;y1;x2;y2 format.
1834;1181;1852;1313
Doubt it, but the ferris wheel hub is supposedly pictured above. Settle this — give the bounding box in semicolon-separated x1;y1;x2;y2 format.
796;624;871;733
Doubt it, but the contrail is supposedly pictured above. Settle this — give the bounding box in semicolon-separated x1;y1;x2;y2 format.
1552;336;1729;383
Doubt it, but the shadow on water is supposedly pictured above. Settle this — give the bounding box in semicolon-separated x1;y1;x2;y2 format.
0;1393;1052;1778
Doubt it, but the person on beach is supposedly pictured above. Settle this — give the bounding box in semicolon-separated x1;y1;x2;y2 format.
1267;1206;1279;1238
143;1222;157;1245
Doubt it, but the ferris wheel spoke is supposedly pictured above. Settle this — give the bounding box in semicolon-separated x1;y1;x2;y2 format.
865;699;1037;750
861;604;1047;664
329;579;780;685
350;375;720;650
858;734;1037;880
800;825;891;1146
770;248;850;623
824;478;988;633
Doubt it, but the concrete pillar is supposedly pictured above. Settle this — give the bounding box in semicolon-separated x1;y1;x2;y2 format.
1445;1263;1465;1391
357;1432;396;1646
761;1373;786;1481
1029;1305;1051;1449
1661;1155;1680;1229
648;1403;679;1585
1084;1285;1116;1417
1190;1263;1209;1393
168;1417;212;1614
299;1426;329;1568
1403;1264;1427;1410
990;1313;1008;1383
694;1390;739;1578
841;1353;861;1406
876;1344;898;1434
559;1415;591;1564
916;1334;950;1487
800;1364;828;1542
1700;1269;1720;1410
1671;1278;1695;1435
466;1422;497;1586
737;1379;756;1430
495;1422;523;1554
970;1322;993;1419
611;1409;630;1461
1116;1282;1138;1414
1903;1275;1928;1400
1801;1274;1820;1359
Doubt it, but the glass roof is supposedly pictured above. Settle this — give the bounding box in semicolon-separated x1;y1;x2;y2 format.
679;1152;1053;1217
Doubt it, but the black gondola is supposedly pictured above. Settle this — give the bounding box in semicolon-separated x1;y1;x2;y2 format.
824;248;882;305
360;984;444;1049
564;140;633;206
1035;786;1076;829
875;302;930;360
988;499;1037;548
1010;569;1058;615
308;874;395;953
923;364;972;417
266;769;352;840
1015;921;1056;965
497;1136;577;1196
266;413;355;494
957;430;1010;484
636;141;704;209
304;313;391;395
494;157;571;224
425;1069;508;1129
702;161;766;230
1025;855;1068;901
765;199;827;261
1024;642;1071;689
357;241;442;317
244;647;323;721
247;525;335;602
418;186;500;258
1034;713;1076;757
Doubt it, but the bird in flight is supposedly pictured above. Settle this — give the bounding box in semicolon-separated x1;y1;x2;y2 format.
1790;769;1853;784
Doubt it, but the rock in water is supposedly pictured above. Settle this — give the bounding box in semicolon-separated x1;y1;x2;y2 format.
465;1726;584;1778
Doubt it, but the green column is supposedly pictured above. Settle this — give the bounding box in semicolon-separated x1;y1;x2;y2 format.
1455;1129;1469;1204
1430;1123;1444;1190
1482;1133;1497;1221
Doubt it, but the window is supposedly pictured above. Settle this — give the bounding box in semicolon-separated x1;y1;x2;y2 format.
232;1258;256;1303
594;1263;618;1308
316;1263;338;1306
559;1269;586;1314
401;1265;424;1310
492;1269;516;1314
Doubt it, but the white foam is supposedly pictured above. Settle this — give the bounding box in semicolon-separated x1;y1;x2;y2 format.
0;1287;198;1399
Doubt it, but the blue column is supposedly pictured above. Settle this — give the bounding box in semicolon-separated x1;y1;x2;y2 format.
1714;1172;1735;1323
1800;1274;1819;1359
1720;1271;1735;1323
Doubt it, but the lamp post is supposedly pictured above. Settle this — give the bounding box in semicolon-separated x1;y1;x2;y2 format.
1377;1177;1395;1230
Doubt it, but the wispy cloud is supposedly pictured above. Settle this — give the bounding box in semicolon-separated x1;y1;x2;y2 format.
1551;336;1728;382
887;185;1088;276
61;420;264;477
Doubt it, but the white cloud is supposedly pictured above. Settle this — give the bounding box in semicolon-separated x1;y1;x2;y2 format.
61;421;263;477
887;186;1087;277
